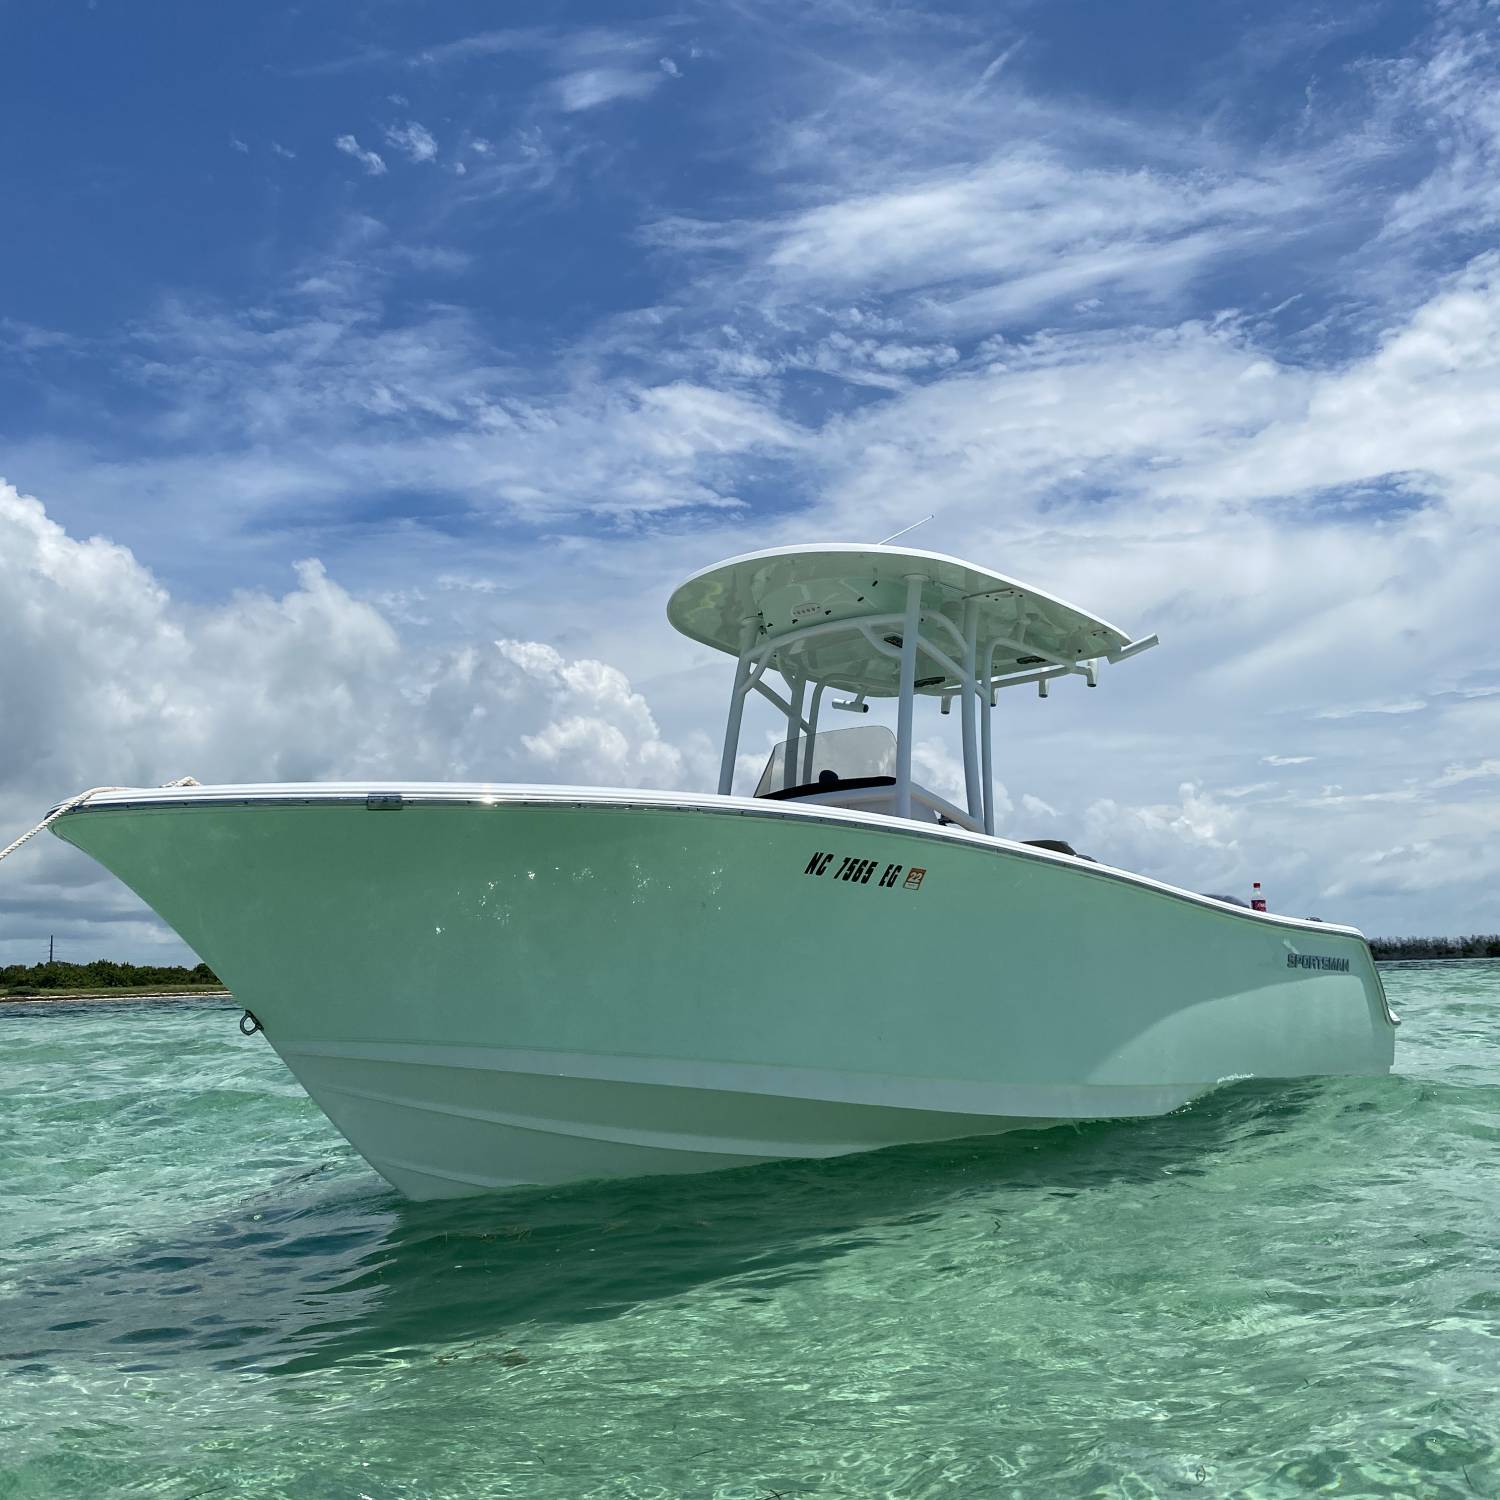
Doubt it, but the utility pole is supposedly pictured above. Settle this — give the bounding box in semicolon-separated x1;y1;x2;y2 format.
48;934;54;964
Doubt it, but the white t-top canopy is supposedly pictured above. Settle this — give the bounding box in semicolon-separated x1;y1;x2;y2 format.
671;543;1157;829
667;543;1133;697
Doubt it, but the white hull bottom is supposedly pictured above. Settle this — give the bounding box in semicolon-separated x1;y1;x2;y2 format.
279;1040;1200;1198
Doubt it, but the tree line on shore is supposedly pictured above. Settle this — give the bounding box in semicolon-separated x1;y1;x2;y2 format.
0;959;221;995
1366;935;1500;961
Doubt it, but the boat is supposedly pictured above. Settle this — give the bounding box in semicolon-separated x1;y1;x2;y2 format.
46;543;1398;1199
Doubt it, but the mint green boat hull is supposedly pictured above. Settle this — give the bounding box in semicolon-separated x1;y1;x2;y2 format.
54;788;1395;1199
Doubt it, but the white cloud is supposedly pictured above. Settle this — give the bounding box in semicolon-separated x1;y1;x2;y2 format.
1370;14;1500;251
1315;700;1427;721
1433;758;1500;788
1082;783;1245;891
383;120;439;164
1;317;75;354
389;244;471;273
412;26;553;68
758;152;1314;324
961;40;1025;101
554;66;662;112
436;573;501;594
1262;754;1314;766
1323;835;1500;903
334;134;387;176
88;277;804;524
505;642;697;787
907;738;966;806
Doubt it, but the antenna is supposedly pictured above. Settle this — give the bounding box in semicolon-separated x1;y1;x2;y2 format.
877;514;934;547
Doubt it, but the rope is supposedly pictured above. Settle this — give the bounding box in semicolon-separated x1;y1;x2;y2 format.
0;777;201;867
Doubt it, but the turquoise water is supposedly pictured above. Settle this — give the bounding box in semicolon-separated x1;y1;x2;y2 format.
1;966;1497;1499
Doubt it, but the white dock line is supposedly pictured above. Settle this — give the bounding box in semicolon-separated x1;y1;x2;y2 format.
0;776;200;867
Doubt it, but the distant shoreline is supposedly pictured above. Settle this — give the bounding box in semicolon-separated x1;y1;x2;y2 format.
1375;956;1500;964
2;952;1496;1007
0;987;232;1005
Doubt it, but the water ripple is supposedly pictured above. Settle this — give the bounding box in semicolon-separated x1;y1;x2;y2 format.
3;968;1499;1498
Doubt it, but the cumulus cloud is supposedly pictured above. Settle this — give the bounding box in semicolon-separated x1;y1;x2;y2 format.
334;134;387;176
504;643;693;787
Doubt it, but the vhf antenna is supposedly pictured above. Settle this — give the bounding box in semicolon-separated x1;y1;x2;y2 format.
876;514;935;546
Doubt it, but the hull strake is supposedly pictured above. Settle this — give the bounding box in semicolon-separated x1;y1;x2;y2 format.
280;1045;1103;1198
277;1040;1200;1198
53;790;1396;1199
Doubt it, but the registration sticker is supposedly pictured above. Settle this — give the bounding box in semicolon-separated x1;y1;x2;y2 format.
903;867;926;891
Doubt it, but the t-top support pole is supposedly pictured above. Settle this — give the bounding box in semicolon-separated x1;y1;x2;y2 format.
717;616;759;796
783;673;806;790
894;574;925;820
800;682;827;783
960;599;981;822
980;640;999;835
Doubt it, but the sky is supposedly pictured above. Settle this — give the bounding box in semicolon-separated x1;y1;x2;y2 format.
3;0;1500;963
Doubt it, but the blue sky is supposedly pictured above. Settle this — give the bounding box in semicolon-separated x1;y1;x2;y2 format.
4;0;1500;959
